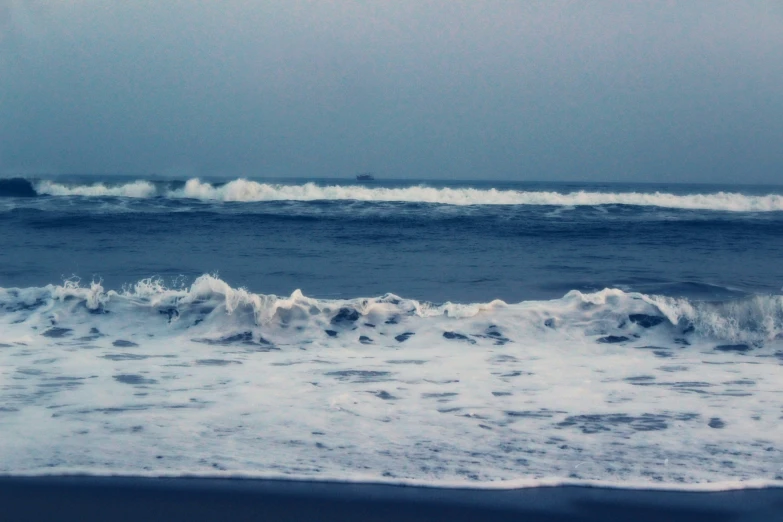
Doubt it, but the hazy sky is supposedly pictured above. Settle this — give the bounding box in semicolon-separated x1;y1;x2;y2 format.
1;1;782;183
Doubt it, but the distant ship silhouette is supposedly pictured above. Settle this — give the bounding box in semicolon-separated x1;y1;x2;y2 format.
356;173;375;181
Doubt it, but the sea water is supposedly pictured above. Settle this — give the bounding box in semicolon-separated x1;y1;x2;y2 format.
1;176;782;489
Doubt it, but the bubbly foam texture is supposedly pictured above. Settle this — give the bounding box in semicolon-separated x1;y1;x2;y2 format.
1;275;782;487
32;178;783;211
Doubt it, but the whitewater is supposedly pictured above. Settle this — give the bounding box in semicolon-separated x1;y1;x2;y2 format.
1;275;782;488
24;178;783;211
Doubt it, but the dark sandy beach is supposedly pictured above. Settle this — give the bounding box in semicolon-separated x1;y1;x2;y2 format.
1;476;781;521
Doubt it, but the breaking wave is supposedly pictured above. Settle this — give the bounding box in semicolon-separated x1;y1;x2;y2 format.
36;179;157;198
3;275;783;486
2;275;781;345
12;178;783;211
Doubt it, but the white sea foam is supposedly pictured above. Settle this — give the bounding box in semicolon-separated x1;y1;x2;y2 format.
32;178;783;211
36;180;158;198
1;276;782;487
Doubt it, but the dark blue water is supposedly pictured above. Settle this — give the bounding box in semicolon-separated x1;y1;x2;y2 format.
1;176;782;303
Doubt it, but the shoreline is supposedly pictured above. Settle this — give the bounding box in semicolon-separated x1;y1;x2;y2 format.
1;475;781;522
3;470;782;493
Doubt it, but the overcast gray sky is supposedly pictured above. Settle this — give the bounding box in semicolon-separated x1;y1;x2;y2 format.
1;1;781;183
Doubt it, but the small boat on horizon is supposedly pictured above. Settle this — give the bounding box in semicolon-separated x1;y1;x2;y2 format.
356;173;375;181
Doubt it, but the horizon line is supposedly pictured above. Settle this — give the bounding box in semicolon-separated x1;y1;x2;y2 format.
2;173;782;187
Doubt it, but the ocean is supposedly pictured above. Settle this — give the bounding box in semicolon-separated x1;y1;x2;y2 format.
1;176;782;488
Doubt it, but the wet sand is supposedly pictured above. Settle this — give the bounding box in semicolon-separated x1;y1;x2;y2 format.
1;476;781;521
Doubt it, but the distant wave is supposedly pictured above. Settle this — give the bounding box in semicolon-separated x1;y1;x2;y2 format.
37;179;157;198
5;178;782;211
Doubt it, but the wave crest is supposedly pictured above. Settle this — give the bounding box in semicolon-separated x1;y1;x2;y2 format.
2;275;781;345
35;179;158;198
21;178;783;211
